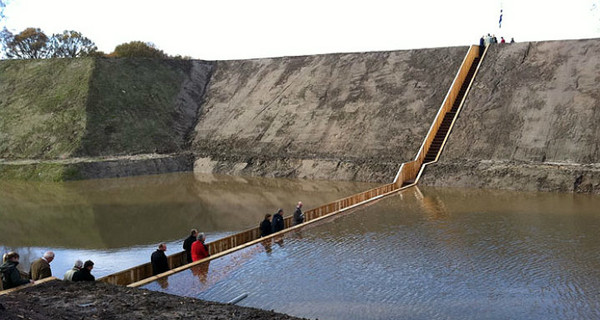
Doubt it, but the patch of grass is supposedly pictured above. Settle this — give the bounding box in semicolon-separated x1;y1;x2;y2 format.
78;58;190;156
0;58;93;159
0;163;75;182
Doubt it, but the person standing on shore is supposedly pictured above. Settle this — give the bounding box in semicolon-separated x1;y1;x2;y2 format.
72;260;95;282
29;251;54;280
151;243;169;276
183;229;198;263
260;214;273;237
63;260;83;281
191;233;209;262
272;209;285;233
1;252;33;289
293;201;304;225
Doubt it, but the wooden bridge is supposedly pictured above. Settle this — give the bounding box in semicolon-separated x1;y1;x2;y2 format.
1;44;487;295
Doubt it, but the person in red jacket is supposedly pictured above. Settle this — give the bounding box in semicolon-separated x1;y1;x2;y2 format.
191;233;209;262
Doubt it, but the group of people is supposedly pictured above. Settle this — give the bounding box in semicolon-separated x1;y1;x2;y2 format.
150;229;211;276
150;201;305;276
3;201;308;289
259;201;304;237
480;34;515;47
0;251;95;290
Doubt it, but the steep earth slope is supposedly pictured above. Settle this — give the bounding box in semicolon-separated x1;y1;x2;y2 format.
420;39;600;193
0;58;93;160
192;47;468;182
0;58;213;180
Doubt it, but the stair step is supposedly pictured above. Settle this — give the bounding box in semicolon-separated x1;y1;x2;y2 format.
420;57;480;166
402;179;416;187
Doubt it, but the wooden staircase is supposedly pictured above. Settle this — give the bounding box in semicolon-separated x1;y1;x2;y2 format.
423;56;481;163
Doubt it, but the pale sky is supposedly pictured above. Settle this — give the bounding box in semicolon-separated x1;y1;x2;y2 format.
3;0;600;60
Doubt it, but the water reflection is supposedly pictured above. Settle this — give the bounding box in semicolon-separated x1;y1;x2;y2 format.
0;173;377;277
143;186;600;320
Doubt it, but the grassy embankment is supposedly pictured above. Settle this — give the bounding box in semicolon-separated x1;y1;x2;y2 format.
0;58;190;181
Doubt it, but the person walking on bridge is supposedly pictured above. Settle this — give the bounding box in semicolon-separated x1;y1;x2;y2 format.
1;252;33;290
260;214;273;237
183;229;198;263
29;251;54;281
293;201;304;225
151;243;169;276
191;233;209;262
272;209;285;233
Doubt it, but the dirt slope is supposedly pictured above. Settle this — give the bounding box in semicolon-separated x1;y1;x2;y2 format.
0;281;304;320
192;47;468;182
420;39;600;193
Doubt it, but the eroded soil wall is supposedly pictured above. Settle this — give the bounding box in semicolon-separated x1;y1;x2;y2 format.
192;47;468;182
420;39;600;193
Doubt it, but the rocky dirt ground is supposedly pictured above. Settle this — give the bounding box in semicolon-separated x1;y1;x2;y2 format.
0;281;305;320
420;160;600;194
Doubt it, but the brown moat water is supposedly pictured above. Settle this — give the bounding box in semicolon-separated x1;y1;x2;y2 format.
0;172;377;277
141;186;600;320
2;173;600;319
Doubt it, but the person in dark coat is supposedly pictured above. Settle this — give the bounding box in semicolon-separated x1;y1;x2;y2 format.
260;214;273;237
72;260;95;282
293;201;304;225
29;251;54;280
272;209;285;233
191;233;209;262
479;36;485;52
151;243;169;276
0;252;32;290
183;229;198;263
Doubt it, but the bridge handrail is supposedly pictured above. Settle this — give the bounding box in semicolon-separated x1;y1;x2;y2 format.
0;277;58;296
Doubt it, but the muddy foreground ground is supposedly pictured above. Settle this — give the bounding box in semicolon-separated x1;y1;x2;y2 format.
0;281;305;320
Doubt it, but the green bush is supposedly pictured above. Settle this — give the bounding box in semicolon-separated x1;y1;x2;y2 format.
111;41;167;58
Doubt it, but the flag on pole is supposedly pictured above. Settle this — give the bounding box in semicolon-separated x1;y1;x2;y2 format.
499;9;503;28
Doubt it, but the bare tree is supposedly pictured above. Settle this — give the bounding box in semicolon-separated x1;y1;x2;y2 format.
3;27;50;59
50;30;97;58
